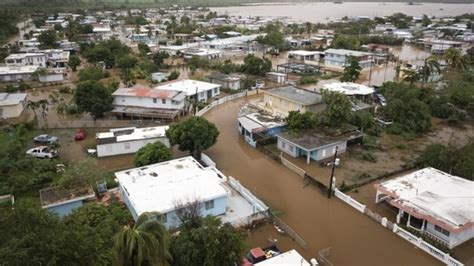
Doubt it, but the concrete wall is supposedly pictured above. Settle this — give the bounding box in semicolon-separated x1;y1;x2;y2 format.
324;53;372;68
47;200;83;217
114;95;184;110
196;87;220;102
237;122;257;148
425;222;473;249
39;73;64;83
97;138;170;157
277;137;298;157
209;79;240;90
0;103;25;119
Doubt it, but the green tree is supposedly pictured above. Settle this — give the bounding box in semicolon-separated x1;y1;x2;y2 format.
137;43;151;56
402;68;421;85
166;116;219;160
449;81;474;109
170;216;245;266
444;48;470;71
78;66;106;81
55;158;108;190
152;51;169;68
114;212;170;266
116;54;138;71
38;30;57;49
351;110;374;132
68;54;81;72
331;35;361;50
321;91;352;126
134;142;172;167
241;54;272;76
286;110;316;132
167;70;180;81
340;56;362;82
74;81;114;118
418;56;440;86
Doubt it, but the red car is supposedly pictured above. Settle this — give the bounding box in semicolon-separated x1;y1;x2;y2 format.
74;129;86;141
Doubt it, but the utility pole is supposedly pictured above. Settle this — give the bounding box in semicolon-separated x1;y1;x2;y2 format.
327;146;338;199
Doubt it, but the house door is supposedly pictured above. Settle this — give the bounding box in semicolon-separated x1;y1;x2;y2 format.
207;90;212;99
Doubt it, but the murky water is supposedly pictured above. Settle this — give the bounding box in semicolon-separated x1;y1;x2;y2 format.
204;97;441;265
212;2;474;23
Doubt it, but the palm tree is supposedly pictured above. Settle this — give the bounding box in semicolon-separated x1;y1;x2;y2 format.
402;68;420;85
418;56;441;86
114;212;170;266
26;100;40;118
444;48;469;71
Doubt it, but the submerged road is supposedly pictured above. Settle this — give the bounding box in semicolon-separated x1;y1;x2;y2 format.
204;97;440;266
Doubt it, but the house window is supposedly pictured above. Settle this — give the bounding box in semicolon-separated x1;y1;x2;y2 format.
288;145;294;152
162;99;166;104
124;142;130;150
214;87;218;94
434;225;450;237
281;141;286;149
159;213;167;223
205;199;214;210
322;149;326;157
153;98;157;103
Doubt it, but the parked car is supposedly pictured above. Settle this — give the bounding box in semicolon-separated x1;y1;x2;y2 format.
26;146;58;159
33;134;58;144
375;93;387;106
74;129;86;141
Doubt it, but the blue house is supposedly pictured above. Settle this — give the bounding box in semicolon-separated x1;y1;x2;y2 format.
237;105;286;148
39;187;96;217
277;126;362;164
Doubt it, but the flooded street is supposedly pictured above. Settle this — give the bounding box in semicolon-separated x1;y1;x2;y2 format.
204;97;440;265
212;2;474;23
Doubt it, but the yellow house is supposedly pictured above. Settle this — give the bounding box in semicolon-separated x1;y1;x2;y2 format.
263;85;325;116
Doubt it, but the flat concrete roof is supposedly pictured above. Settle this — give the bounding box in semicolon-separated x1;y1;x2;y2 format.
39;186;96;209
256;249;310;265
278;130;346;151
324;48;372;57
96;126;169;142
377;167;474;230
265;86;323;106
115;156;229;216
155;79;221;96
0;93;27;106
322;82;375;96
0;65;39;75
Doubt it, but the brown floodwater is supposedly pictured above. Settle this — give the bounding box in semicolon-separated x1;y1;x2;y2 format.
204;97;441;265
212;2;474;23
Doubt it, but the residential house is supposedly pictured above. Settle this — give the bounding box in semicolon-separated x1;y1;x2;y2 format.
0;66;39;82
111;84;186;120
288;50;323;62
277;125;362;164
151;72;167;82
324;48;373;68
207;73;241;90
156;79;221;102
263;85;325;116
5;53;47;67
39;186;96;217
321;82;374;112
375;167;474;249
183;48;222;60
0;93;27;119
266;72;287;84
237;104;286;148
96;126;169;157
255;249;311;265
115;156;268;228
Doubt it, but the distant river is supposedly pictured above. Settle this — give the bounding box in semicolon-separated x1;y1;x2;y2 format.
211;2;474;23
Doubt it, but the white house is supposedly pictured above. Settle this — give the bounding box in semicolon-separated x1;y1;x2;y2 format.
5;53;47;67
375;167;474;249
0;93;27;119
0;66;39;82
207;73;241;90
115;156;268;228
324;48;373;68
151;72;167;83
288;50;323;62
111;84;186;120
256;249;312;266
96;126;169;157
266;72;287;84
183;48;222;60
42;49;70;69
156;79;221;102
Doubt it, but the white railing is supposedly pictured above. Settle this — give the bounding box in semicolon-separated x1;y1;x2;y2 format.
334;188;366;213
196;91;247;117
334;189;464;266
392;224;464;266
227;176;269;213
